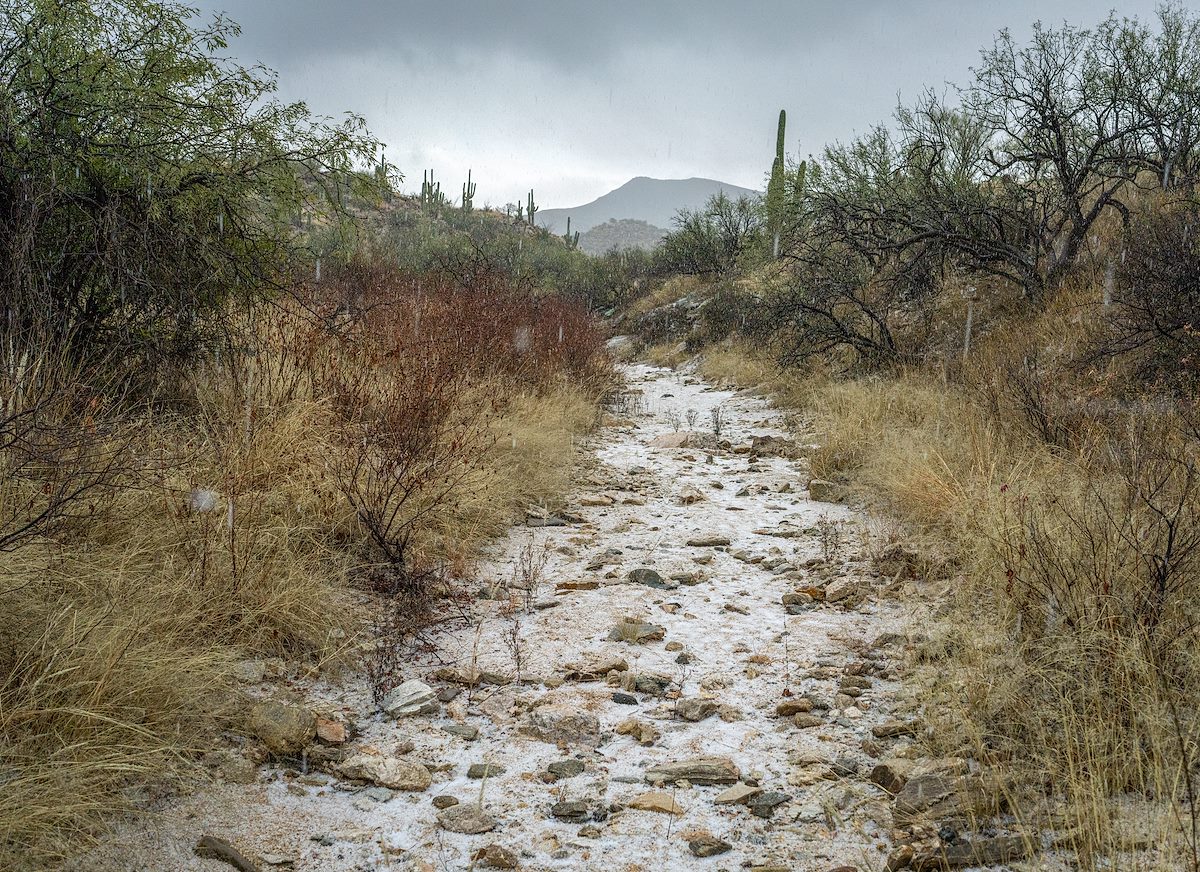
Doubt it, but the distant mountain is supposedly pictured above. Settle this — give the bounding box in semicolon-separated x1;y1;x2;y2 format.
577;218;669;255
539;176;759;236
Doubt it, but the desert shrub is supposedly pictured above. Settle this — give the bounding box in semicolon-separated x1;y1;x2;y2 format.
1105;204;1200;392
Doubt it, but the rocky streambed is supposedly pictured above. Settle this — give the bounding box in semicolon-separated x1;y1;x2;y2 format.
76;363;1028;872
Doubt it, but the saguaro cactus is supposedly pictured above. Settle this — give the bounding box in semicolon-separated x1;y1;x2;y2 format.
461;169;475;212
766;109;787;258
526;189;538;226
563;215;580;249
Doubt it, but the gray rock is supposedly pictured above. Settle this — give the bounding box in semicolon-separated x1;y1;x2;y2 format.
246;700;315;756
689;834;733;857
467;763;506;779
675;698;719;722
807;478;842;502
381;680;438;718
432;795;459;809
627;568;673;589
894;774;998;827
747;790;790;818
441;724;479;741
437;804;496;834
608;619;666;644
825;577;864;604
336;753;431;791
685;535;731;547
644;756;740;786
551;800;591;822
520;705;601;748
612;692;638;705
546;759;585;780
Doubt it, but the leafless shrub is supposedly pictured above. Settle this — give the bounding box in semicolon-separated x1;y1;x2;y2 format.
817;513;844;562
665;407;682;431
510;534;551;611
685;408;700;429
709;404;726;436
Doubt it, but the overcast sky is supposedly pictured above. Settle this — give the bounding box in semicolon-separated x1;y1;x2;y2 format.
195;1;1162;209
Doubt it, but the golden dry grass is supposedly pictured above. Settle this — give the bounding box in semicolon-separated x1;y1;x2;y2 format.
0;307;607;867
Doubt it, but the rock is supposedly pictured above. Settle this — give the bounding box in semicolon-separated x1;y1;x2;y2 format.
893;774;998;827
546;759;585;780
793;713;824;728
472;844;519;869
579;494;614;507
442;724;479;741
912;835;1030;869
193;835;257;872
678;485;706;505
830;757;859;778
359;786;393;803
675;698;719;722
336;752;431;791
633;673;672;696
381;680;438;718
556;580;600;592
714;783;762;805
608;619;666;644
438;804;496;834
467;763;506;779
628;791;683;814
650;432;693;448
687;832;732;858
520;705;601;748
616;718;659;746
644;756;739;786
807;479;841;502
564;654;628;681
551;800;591;822
747;790;790;818
885;844;915;871
872;719;919;739
315;717;348;745
627;567;673;589
775;699;813;717
824;577;863;604
246;700;315;756
869;759;914;794
686;535;731;547
612;692;638;705
432;795;459;809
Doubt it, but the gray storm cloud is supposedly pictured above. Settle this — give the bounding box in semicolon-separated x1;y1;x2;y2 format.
196;0;1163;208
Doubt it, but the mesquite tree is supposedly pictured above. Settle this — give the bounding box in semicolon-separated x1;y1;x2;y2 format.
0;0;382;369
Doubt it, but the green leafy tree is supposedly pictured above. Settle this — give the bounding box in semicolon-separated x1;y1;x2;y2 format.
0;0;383;367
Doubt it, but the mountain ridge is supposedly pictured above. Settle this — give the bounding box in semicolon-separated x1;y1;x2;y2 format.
539;175;759;236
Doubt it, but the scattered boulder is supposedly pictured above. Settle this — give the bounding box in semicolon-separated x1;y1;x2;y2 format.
913;835;1031;869
432;795;459;810
678;486;706;505
467;763;506;779
747;790;790;819
442;724;479;741
675;698;719;722
472;844;519;869
872;719;919;739
893;774;998;827
645;756;740;786
807;478;842;502
438;804;496;834
688;833;733;857
627;567;673;589
616;718;659;746
551;800;592;822
546;759;585;781
563;654;628;681
686;535;731;547
824;577;864;604
714;783;762;805
381;680;438;718
336;752;431;791
520;705;601;748
246;700;315;756
650;432;693;449
628;791;683;814
315;717;348;745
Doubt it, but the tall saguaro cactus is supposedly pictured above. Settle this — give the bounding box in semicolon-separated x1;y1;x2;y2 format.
563;215;580;249
526;189;538;226
766;109;787;258
461;169;475;212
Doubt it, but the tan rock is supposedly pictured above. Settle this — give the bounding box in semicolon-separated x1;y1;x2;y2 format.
628;791;684;814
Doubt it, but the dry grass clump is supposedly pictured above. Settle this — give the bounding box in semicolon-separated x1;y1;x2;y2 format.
643;341;689;369
0;264;610;866
799;348;1200;868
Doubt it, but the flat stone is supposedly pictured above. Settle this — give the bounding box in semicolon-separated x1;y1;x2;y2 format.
825;577;863;603
551;800;591;822
432;795;459;809
472;844;520;869
872;719;919;738
628;791;683;814
612;692;638;705
688;833;733;857
747;790;790;818
894;774;998;827
336;753;431;791
775;699;813;717
714;783;762;805
381;680;438;718
467;763;506;779
685;535;731;547
442;724;479;741
556;580;600;591
627;568;674;589
520;705;601;748
644;756;740;786
563;654;628;681
807;478;842;502
438;804;496;834
546;759;585;780
675;698;719;722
